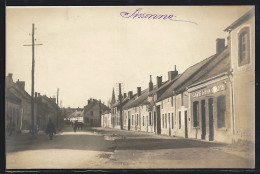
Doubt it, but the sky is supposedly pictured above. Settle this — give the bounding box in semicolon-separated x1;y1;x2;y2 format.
6;6;253;108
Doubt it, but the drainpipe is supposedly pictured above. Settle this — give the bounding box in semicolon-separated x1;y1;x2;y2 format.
227;69;235;136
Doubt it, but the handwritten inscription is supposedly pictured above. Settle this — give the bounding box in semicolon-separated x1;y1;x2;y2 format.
120;8;197;25
192;84;226;98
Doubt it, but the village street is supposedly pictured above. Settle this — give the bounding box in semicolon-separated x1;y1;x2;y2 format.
6;125;254;169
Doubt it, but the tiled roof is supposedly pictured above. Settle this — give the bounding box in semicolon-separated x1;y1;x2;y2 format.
6;89;21;104
69;110;84;118
191;51;230;85
157;48;230;102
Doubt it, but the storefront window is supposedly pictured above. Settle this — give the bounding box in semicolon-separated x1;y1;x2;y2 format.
217;95;226;128
193;101;199;127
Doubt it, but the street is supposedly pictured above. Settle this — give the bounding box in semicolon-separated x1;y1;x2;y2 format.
6;125;254;169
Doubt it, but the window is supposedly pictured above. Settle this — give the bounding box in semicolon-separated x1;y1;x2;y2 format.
165;114;167;128
162;114;164;128
238;27;250;66
217;95;226;128
193;101;199;127
136;114;139;125
132;115;134;125
90;111;93;116
149;112;152;125
171;113;174;129
143;116;145;126
179;111;181;129
181;93;184;106
171;96;173;107
161;101;163;109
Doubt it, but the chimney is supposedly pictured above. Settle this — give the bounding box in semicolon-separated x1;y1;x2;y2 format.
157;76;162;89
38;93;40;97
16;80;25;90
168;65;178;81
8;73;13;79
124;93;127;98
216;38;225;54
149;75;153;92
128;91;133;99
137;87;141;97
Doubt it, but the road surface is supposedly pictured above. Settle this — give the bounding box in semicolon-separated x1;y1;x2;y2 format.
6;125;254;169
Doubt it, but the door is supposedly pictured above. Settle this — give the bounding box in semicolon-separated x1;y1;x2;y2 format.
168;113;171;136
208;98;214;141
128;118;130;130
201;100;206;139
156;105;161;134
154;112;156;133
184;111;188;138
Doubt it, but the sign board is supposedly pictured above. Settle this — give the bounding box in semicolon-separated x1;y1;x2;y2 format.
191;84;226;98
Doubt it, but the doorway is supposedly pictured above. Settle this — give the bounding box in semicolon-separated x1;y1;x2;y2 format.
168;113;171;136
156;105;161;134
201;100;206;140
208;98;214;141
184;111;188;138
128;118;130;130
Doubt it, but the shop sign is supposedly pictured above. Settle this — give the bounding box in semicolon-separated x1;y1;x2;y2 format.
191;84;225;98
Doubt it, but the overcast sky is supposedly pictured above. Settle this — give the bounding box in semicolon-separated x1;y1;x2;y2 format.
6;6;253;108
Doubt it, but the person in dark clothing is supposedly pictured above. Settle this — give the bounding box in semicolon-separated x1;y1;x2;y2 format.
46;119;56;140
73;122;77;133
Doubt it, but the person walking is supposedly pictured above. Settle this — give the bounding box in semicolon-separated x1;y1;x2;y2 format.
73;122;77;133
46;119;56;140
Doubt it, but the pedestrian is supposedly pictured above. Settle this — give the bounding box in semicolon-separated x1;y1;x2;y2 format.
73;122;77;133
45;119;56;140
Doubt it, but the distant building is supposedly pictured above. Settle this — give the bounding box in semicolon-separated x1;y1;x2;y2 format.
84;99;108;127
68;108;84;123
101;109;111;128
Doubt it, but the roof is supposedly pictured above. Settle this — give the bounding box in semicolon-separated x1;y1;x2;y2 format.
224;8;255;32
122;88;149;110
6;89;21;104
191;51;230;86
157;47;230;102
69;110;84;118
84;100;109;112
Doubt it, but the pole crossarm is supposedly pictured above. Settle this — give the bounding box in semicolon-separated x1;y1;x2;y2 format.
23;44;43;46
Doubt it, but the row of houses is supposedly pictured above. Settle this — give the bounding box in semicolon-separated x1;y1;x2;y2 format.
64;99;108;127
101;8;255;144
5;73;62;135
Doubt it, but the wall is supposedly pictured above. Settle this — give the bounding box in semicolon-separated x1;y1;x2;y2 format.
230;16;255;143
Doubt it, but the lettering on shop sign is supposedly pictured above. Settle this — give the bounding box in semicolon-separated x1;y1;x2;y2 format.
192;84;226;98
120;8;198;25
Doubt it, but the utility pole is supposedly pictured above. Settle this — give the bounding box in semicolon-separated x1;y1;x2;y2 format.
23;23;42;137
57;88;59;130
118;83;123;130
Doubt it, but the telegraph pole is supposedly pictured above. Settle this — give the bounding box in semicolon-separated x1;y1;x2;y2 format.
23;23;42;137
118;83;123;130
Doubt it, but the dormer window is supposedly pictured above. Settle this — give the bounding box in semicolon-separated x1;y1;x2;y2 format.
238;27;250;66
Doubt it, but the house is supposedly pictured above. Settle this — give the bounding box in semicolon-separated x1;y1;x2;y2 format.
187;40;232;143
84;98;108;127
6;73;35;131
156;38;230;140
224;8;255;143
101;109;111;128
5;88;22;135
111;92;131;129
68;108;84;123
